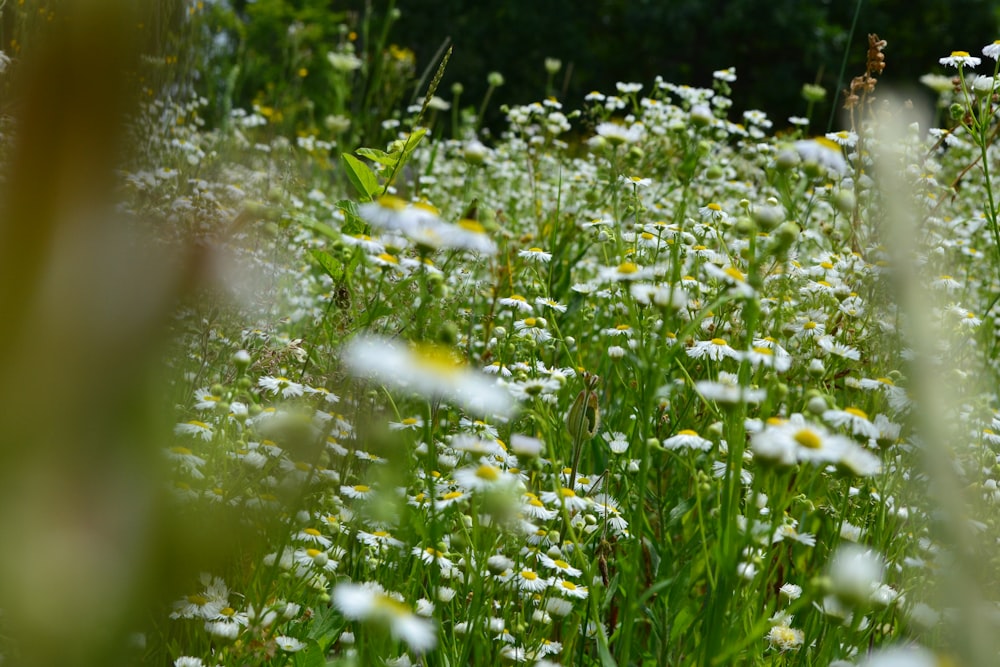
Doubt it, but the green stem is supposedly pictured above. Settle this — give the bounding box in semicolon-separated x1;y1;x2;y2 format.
827;0;864;133
976;132;1000;288
475;84;497;132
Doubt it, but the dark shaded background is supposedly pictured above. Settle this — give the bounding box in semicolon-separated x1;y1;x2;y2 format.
375;0;997;131
95;0;1000;141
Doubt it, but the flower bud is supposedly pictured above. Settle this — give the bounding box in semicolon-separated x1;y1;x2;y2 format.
753;205;783;231
774;149;800;171
801;83;827;103
828;544;883;607
690;104;714;126
463;139;488;165
831;189;855;214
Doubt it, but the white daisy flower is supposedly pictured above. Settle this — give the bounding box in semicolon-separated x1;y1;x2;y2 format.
342;335;516;418
663;429;713;451
939;50;981;68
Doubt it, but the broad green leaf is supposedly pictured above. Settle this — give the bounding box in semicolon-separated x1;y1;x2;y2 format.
295;215;340;243
355;146;396;167
310;249;344;282
638;576;675;606
669;606;695;643
340;153;379;202
397;127;428;163
337;199;366;236
595;618;619;667
292;639;326;667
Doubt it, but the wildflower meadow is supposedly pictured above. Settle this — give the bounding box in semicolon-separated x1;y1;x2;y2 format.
4;4;1000;667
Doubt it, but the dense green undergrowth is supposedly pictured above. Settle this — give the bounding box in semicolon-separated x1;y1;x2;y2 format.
4;7;1000;667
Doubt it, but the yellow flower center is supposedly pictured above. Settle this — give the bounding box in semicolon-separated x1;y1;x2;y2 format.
412;342;463;376
476;465;500;481
458;218;485;233
725;267;745;282
376;194;407;211
413;201;439;215
844;407;869;420
794;429;822;449
815;137;841;152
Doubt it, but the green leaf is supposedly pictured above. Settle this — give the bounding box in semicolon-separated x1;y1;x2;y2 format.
306;603;348;650
340;153;380;202
336;199;366;236
601;571;621;611
595;618;619;667
310;249;344;282
669;606;695;643
293;639;326;667
295;215;340;243
345;245;363;278
381;128;430;191
397;127;428;163
638;576;675;606
356;147;397;167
